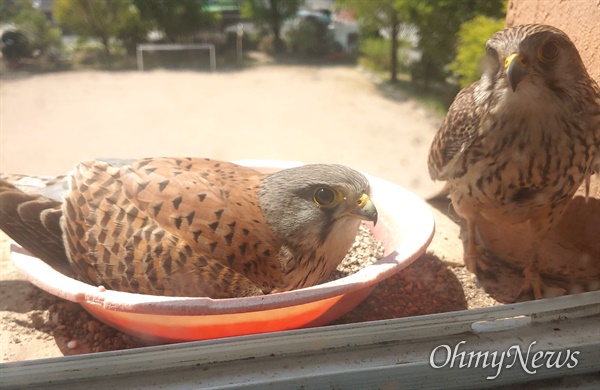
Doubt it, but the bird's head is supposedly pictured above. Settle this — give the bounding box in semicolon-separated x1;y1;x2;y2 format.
483;24;587;95
258;164;377;254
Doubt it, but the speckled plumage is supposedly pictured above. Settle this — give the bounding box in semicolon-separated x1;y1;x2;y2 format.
428;24;600;299
1;158;377;298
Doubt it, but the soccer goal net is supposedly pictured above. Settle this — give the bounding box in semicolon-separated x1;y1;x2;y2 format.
136;43;216;72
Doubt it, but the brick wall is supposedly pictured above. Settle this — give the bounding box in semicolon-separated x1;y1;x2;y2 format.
506;0;599;84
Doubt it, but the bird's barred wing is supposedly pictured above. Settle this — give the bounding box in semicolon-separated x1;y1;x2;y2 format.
428;82;482;181
123;158;283;288
63;158;281;298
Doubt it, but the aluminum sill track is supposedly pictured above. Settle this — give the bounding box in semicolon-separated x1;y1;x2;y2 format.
1;291;599;389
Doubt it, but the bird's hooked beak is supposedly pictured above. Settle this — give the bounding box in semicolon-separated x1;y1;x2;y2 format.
505;53;530;92
349;193;378;225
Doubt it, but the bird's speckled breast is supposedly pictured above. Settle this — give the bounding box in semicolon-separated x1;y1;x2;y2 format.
452;93;597;224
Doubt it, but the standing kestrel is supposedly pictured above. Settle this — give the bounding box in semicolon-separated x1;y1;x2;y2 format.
0;158;378;298
428;24;600;300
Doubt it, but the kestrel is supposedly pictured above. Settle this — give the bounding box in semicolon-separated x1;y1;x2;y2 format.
0;158;378;298
428;24;600;300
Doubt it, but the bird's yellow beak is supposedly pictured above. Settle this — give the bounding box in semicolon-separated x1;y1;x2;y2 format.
505;53;530;92
350;193;378;225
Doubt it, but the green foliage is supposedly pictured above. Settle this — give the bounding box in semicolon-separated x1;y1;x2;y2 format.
133;0;216;43
0;0;62;56
336;0;405;81
116;6;151;55
242;0;301;53
359;37;410;73
285;16;336;57
70;36;133;69
398;0;505;87
337;0;506;84
359;38;389;71
449;16;505;87
1;30;29;63
54;0;133;55
0;0;22;23
15;5;62;55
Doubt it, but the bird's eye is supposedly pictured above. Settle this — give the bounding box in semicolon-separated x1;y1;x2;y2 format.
485;47;500;71
538;40;559;63
313;187;336;206
486;47;499;60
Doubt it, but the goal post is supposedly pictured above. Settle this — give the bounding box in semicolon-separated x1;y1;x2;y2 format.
136;43;216;72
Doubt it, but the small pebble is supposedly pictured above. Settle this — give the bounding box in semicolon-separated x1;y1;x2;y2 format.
67;340;78;349
87;320;100;332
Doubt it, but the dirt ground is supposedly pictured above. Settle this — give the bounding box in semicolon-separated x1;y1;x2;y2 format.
0;64;539;362
0;65;442;198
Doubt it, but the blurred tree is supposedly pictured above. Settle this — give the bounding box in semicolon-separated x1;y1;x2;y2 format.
54;0;132;56
286;15;336;57
133;0;216;43
1;30;29;67
449;15;505;87
336;0;404;82
116;5;150;55
359;37;410;74
0;0;62;57
242;0;301;53
399;0;504;88
15;2;62;56
0;0;22;23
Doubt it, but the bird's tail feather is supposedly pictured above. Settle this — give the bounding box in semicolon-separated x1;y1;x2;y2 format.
0;179;73;276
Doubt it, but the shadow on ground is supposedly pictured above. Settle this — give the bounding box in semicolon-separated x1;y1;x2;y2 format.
426;185;600;305
334;253;469;324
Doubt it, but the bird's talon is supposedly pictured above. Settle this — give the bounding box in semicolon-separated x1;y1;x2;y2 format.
515;266;557;301
464;243;489;276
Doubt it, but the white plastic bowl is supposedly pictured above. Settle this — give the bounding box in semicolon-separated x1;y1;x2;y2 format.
10;161;435;343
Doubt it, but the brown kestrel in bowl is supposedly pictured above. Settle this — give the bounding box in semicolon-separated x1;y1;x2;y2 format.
0;158;378;298
428;24;600;300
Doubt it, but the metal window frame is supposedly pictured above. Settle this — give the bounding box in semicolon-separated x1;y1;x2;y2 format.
1;291;598;389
